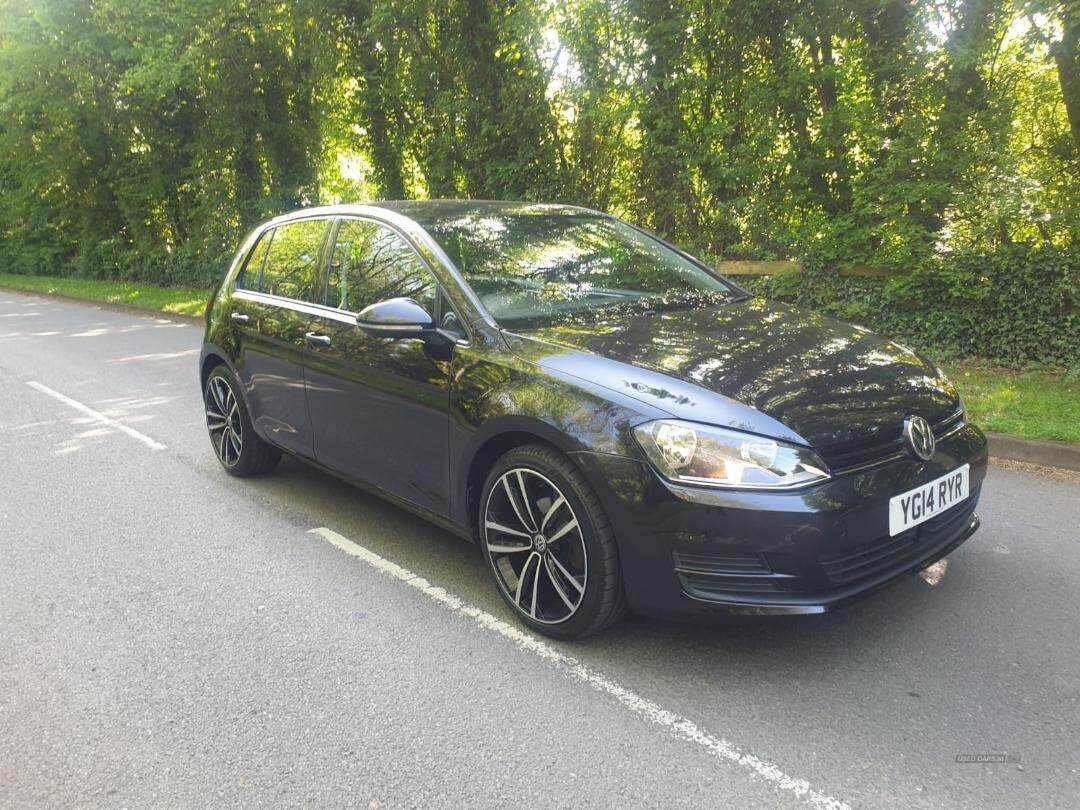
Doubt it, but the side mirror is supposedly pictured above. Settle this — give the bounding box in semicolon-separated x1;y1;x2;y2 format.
355;297;436;340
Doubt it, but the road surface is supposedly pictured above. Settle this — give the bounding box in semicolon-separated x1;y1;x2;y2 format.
1;290;1077;808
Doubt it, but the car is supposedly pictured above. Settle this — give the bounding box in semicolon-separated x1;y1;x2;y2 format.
199;201;987;639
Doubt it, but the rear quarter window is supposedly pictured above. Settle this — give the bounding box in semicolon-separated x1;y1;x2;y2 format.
236;230;272;291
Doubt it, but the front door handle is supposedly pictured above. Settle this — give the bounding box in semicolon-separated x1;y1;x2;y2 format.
230;312;250;324
305;331;332;347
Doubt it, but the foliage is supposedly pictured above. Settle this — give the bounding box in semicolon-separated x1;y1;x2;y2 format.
740;246;1079;367
0;0;332;287
0;0;1078;356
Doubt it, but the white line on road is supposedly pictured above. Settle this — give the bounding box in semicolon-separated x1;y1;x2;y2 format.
309;526;849;810
25;380;167;451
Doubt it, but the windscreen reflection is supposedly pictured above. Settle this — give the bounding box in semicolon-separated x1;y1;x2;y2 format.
426;212;739;329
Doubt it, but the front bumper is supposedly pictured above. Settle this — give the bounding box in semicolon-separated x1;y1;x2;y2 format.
571;424;988;620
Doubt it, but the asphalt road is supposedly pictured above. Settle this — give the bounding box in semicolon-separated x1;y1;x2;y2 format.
1;290;1078;809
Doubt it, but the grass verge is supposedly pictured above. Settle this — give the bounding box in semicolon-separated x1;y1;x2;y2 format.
0;273;210;318
2;273;1075;444
942;361;1079;444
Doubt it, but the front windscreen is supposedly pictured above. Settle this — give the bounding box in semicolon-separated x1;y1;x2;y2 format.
423;211;739;330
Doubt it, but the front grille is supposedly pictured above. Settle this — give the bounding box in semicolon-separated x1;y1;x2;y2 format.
821;408;966;474
672;549;783;598
821;432;905;472
819;485;980;585
934;408;966;436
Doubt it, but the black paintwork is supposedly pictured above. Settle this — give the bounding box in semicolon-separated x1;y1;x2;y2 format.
201;201;987;620
229;294;315;457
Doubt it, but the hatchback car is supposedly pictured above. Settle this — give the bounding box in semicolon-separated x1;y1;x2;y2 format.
200;201;986;638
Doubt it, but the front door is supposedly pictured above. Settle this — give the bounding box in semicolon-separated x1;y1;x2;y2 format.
303;217;453;515
229;217;330;457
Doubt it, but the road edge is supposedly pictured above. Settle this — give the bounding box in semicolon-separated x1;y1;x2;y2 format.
987;432;1080;473
0;284;203;325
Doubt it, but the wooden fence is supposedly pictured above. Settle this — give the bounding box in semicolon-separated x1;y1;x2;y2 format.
716;260;892;277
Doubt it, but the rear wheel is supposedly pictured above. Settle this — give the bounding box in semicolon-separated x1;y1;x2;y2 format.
204;365;280;477
480;444;627;639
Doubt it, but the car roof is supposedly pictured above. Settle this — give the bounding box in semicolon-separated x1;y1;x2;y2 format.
264;200;604;231
369;199;601;224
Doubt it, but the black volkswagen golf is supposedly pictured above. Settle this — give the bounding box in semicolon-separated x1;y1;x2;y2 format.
200;201;986;638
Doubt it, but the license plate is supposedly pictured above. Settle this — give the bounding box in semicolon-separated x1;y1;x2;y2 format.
888;464;969;536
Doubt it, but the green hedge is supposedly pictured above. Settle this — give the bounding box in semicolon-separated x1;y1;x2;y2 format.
739;246;1079;369
0;235;229;290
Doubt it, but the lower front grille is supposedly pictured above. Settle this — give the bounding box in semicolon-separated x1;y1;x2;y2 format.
679;573;781;596
819;485;980;586
820;530;919;584
672;549;770;575
672;549;784;598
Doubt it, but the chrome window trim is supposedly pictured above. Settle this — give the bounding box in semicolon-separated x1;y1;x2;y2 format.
233;288;358;326
234;286;471;347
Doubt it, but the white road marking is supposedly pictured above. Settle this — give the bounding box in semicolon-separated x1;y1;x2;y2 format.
310;526;849;810
109;348;200;364
25;380;167;451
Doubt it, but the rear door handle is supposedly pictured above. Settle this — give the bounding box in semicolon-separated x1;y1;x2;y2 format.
230;312;250;324
305;331;332;347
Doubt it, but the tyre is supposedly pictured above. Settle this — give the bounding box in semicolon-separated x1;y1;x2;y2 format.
480;444;627;639
203;365;281;477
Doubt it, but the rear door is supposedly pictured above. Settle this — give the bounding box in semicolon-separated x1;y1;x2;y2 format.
303;217;454;515
229;217;330;458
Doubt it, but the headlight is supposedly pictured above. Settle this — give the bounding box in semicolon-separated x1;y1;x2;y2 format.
934;366;965;421
632;420;830;489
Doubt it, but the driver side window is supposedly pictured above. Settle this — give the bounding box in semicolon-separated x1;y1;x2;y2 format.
326;219;436;315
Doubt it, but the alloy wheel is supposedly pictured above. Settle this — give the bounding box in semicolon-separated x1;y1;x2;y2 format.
205;375;243;468
483;468;588;624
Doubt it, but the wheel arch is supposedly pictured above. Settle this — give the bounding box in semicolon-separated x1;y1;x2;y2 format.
198;344;266;440
458;418;581;540
199;346;230;389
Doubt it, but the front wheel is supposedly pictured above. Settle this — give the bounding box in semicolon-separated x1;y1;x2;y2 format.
480;445;627;639
204;365;281;477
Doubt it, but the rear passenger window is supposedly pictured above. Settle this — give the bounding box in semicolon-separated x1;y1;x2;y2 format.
237;231;272;291
259;219;328;302
325;219;436;314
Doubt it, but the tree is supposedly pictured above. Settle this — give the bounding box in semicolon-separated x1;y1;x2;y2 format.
0;0;1075;286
